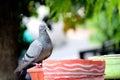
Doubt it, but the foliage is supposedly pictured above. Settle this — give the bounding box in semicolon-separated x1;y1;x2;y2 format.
45;0;120;43
14;0;120;44
85;0;120;43
46;0;71;21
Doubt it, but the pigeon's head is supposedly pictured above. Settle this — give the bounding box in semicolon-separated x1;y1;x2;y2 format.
39;22;48;31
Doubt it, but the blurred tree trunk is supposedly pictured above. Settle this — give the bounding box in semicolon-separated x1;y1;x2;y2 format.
0;1;20;80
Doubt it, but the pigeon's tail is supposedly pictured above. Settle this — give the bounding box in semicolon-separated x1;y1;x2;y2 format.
14;67;21;73
14;64;24;73
15;63;34;73
14;69;19;73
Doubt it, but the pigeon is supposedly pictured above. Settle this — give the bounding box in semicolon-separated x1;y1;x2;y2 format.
15;22;53;79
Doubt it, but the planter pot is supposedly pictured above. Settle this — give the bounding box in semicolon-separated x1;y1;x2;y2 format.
89;54;120;79
27;66;44;80
43;59;105;80
27;59;105;80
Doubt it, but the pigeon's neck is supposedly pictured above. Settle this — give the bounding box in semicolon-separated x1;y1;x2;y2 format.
38;36;45;42
38;30;48;43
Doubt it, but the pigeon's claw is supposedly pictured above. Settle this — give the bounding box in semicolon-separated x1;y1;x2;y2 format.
33;63;42;68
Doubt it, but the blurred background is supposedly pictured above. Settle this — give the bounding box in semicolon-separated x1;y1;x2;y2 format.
0;0;120;79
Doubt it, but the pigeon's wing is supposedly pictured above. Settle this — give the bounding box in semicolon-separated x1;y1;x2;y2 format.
24;40;43;62
15;40;43;72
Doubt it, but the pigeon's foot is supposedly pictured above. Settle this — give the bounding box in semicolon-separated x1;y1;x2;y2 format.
33;63;42;68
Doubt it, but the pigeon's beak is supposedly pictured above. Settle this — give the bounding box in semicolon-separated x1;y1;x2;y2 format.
39;21;49;30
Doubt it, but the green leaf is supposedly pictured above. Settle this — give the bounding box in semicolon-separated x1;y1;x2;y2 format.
94;0;105;14
118;0;120;19
46;0;72;21
105;0;115;26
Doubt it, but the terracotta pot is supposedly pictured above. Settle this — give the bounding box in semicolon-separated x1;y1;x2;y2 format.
43;59;105;80
27;66;44;80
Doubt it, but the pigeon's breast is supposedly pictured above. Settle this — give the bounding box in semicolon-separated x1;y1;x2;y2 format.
35;40;53;62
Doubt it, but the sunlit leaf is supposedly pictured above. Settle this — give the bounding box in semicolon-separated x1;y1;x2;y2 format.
118;0;120;19
45;0;120;43
46;0;72;21
94;0;104;14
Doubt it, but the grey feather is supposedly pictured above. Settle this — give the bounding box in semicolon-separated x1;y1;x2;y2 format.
15;22;53;73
